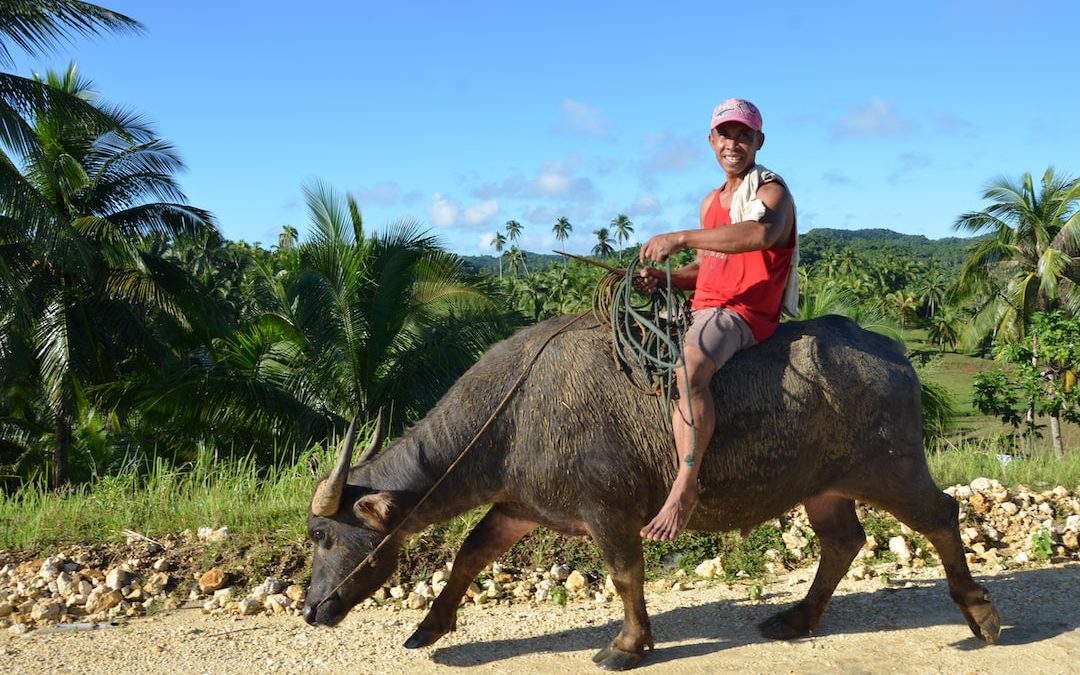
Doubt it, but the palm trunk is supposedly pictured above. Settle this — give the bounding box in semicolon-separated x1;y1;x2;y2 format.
1050;414;1064;458
53;409;72;488
1024;334;1038;456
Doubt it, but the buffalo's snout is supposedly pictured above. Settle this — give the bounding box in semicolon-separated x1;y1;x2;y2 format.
303;593;343;627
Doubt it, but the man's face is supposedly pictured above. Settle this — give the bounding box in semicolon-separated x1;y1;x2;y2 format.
709;121;762;174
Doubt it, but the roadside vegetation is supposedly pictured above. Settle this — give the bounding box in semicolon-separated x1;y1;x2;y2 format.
2;2;1080;592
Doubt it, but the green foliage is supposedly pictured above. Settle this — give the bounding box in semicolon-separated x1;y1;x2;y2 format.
549;584;568;607
971;311;1080;455
720;524;791;579
1031;528;1053;561
641;531;725;575
860;513;900;562
918;368;959;443
972;370;1024;429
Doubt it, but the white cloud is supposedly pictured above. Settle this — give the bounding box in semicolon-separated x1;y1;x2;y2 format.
553;99;612;139
832;99;913;139
630;195;662;217
425;193;458;228
537;166;571;195
356;181;400;205
463;199;499;226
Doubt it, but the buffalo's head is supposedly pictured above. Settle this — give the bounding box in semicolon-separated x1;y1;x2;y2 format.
303;419;402;627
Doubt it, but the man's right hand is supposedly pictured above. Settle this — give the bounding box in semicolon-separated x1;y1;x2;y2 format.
633;267;664;295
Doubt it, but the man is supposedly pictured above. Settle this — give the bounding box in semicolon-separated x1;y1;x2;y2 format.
637;98;797;541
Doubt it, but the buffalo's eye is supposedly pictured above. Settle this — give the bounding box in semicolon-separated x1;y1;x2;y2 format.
311;528;326;542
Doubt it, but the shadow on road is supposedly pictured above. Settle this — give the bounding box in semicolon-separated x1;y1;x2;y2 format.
430;564;1080;668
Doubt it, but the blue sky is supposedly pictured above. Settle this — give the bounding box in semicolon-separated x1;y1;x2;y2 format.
9;0;1078;256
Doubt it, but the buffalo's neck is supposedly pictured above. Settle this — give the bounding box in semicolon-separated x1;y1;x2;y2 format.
353;409;505;532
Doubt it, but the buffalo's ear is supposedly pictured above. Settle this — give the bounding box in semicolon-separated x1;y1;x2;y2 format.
353;492;395;531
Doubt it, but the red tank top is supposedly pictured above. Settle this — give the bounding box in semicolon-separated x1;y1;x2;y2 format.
690;189;795;342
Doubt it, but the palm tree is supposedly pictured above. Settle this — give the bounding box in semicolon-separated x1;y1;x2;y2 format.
504;219;522;244
507;244;529;278
552;216;572;251
611;214;634;248
592;228;615;257
914;264;948;319
0;64;216;485
491;231;506;278
927;306;961;352
277;224;298;252
887;290;918;328
0;2;140;65
954;168;1080;345
1;4;141;210
119;183;521;453
503;220;528;277
954;168;1080;455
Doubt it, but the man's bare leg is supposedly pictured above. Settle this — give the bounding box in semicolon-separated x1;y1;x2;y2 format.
641;345;718;541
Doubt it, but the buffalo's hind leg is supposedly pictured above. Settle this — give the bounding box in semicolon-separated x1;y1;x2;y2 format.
587;524;654;670
760;495;866;639
863;467;1001;644
404;507;536;649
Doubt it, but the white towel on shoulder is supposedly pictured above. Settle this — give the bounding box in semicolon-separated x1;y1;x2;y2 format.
728;164;799;317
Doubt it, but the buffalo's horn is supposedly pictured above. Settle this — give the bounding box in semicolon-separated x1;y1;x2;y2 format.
310;417;359;516
357;408;385;464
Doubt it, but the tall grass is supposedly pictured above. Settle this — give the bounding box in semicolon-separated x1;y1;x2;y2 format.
3;437;1079;564
928;439;1080;490
0;446;333;552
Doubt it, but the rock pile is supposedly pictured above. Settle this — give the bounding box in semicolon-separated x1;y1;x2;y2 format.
2;479;1078;635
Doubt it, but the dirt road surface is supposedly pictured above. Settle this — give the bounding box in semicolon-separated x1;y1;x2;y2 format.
3;564;1077;674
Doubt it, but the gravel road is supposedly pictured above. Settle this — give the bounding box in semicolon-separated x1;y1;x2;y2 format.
3;563;1078;674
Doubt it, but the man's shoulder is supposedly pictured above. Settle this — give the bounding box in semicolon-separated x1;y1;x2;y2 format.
755;180;790;202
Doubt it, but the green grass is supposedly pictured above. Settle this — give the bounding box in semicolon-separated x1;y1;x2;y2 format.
0;448;326;552
928;439;1080;490
908;333;1080;452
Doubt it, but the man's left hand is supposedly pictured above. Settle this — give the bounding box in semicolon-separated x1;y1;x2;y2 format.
639;232;685;264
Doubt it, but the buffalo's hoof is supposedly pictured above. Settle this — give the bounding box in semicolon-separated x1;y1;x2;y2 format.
404;627;446;649
965;601;1002;645
758;611;811;640
592;646;644;670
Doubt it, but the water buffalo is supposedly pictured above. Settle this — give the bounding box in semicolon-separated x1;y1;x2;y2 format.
303;313;1001;670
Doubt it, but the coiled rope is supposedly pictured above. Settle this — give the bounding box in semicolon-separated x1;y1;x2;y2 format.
591;260;694;424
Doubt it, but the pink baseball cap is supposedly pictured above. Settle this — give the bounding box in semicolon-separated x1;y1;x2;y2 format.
710;98;762;132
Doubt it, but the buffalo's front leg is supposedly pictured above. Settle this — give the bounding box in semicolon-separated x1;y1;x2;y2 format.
404;507;536;649
588;524;653;670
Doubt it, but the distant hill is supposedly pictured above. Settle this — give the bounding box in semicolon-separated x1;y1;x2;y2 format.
799;228;980;270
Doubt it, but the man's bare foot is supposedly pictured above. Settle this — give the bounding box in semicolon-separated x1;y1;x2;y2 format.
640;484;698;541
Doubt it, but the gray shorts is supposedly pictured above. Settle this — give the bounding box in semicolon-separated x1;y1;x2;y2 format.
684;307;757;370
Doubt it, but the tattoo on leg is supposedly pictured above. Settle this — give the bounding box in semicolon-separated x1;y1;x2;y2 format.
684;453;695;467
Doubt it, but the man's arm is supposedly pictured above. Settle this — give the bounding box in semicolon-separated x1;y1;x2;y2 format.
636;189;718;291
640;182;794;263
